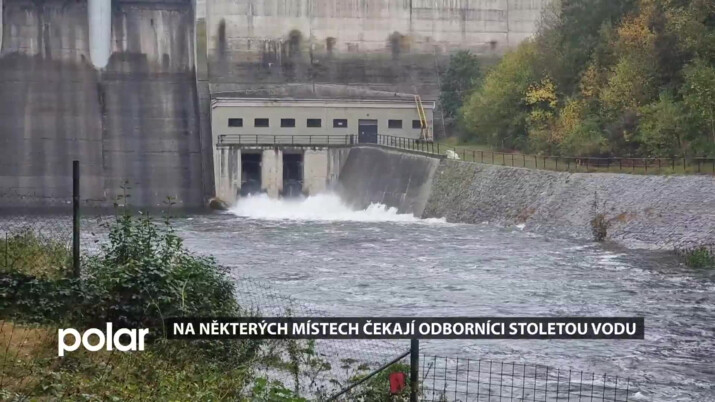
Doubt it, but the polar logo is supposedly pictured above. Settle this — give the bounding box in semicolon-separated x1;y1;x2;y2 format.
58;323;149;357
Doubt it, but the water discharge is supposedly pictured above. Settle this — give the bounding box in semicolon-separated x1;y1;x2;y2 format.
229;193;444;223
171;197;714;401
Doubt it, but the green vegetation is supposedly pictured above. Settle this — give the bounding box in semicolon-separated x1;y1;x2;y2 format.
440;50;483;120
0;211;412;400
0;229;70;279
676;245;715;268
454;0;715;158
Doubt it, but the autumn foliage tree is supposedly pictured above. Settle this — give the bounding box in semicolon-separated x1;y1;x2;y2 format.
459;0;715;157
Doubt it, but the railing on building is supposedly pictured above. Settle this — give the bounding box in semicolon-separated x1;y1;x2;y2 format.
217;134;357;146
216;133;715;175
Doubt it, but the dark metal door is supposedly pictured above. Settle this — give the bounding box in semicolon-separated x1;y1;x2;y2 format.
358;119;378;144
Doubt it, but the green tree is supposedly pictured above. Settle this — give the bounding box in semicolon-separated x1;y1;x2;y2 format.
439;51;482;118
638;94;688;156
682;58;715;154
461;42;539;149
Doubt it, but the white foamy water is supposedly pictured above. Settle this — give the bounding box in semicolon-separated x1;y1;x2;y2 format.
229;193;444;223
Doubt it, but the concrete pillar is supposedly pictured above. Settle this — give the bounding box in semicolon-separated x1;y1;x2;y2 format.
213;147;241;205
88;0;112;69
304;149;329;195
261;149;283;198
327;148;351;189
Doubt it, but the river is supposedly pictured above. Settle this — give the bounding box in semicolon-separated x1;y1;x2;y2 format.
170;193;714;401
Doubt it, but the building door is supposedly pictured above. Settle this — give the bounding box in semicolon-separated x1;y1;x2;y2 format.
358;119;378;144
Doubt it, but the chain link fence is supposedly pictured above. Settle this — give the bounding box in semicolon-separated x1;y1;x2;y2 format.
1;187;641;401
419;355;634;402
0;191;74;278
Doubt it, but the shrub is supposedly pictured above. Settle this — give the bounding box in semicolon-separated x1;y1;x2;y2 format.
591;214;609;242
81;212;239;330
677;246;715;269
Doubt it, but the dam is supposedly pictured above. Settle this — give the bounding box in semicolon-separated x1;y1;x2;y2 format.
0;0;549;207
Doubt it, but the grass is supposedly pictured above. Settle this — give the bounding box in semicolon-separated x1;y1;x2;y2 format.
0;229;71;279
0;321;256;401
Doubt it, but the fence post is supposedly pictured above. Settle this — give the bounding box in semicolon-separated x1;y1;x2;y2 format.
410;338;419;402
72;160;80;278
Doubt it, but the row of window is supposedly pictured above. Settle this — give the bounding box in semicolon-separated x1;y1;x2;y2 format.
228;118;425;129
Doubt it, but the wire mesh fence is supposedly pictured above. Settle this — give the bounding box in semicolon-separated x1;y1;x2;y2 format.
232;276;407;397
1;189;643;401
0;191;74;277
419;355;634;402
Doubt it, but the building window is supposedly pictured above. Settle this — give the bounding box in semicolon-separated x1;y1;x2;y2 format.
307;118;322;128
228;118;243;127
255;118;269;128
388;119;403;129
333;119;348;128
281;118;296;128
413;120;423;129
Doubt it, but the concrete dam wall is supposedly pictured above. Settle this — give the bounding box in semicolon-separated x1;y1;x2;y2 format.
0;0;548;207
202;0;549;99
0;0;205;207
339;147;715;250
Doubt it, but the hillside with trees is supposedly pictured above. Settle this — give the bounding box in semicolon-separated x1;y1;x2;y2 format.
455;0;715;158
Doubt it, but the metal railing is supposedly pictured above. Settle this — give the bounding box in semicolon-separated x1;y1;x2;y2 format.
419;354;634;401
376;134;715;175
218;134;356;146
326;338;636;401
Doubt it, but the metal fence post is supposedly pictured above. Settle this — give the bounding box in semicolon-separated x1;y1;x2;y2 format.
72;160;80;278
410;338;419;402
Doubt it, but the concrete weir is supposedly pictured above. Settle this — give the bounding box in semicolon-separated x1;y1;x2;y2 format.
338;147;440;217
337;146;715;251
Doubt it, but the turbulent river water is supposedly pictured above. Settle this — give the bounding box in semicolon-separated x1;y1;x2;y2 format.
169;193;714;401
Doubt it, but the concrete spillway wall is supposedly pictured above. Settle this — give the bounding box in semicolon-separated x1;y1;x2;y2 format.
338;147;439;216
0;0;206;207
339;147;715;250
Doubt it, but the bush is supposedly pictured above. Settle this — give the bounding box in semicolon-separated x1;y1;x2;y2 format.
81;212;239;330
677;246;715;269
591;214;609;242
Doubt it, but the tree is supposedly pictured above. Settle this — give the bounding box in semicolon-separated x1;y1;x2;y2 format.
461;42;539;150
682;58;715;153
638;94;688;156
439;51;482;118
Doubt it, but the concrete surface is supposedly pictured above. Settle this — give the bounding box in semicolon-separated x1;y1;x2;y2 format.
424;161;715;250
303;149;329;195
337;146;440;216
261;148;283;198
213;146;241;205
206;0;549;99
0;0;204;207
0;0;548;206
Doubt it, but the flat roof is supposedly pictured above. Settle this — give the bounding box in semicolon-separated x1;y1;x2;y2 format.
212;98;437;109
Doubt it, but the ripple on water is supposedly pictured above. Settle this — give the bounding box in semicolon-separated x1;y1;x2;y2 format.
166;209;715;401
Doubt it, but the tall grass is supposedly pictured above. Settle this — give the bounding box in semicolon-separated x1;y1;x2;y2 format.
0;229;70;279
